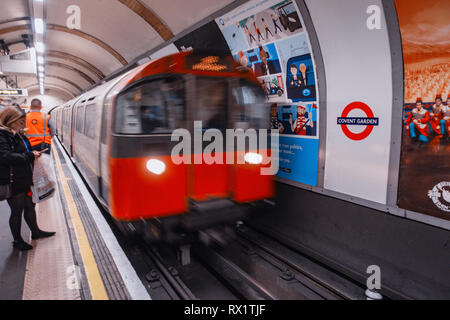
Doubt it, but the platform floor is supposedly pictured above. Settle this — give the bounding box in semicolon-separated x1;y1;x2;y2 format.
0;201;28;300
0;139;150;300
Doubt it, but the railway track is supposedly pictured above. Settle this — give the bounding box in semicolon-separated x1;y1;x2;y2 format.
127;222;369;300
191;224;368;300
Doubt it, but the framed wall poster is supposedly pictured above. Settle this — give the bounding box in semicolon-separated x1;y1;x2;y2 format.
395;0;450;221
216;0;320;186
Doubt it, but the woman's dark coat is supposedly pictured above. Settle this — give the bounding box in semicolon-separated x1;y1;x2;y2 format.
0;129;35;195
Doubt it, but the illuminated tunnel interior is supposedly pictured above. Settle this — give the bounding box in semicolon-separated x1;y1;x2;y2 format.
0;0;449;301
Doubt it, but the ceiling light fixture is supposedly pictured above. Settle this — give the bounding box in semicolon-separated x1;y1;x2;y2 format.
34;19;45;34
35;42;45;53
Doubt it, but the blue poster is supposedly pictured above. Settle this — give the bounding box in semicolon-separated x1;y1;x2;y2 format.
233;43;282;77
272;103;317;136
271;103;318;185
276;136;318;186
217;0;320;187
276;34;316;102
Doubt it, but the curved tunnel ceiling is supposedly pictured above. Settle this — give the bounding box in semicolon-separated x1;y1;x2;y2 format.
0;0;236;104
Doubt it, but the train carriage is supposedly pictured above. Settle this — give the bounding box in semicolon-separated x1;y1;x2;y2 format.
53;51;274;242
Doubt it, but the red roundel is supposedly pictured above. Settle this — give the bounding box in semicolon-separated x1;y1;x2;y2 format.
31;119;38;125
340;101;375;141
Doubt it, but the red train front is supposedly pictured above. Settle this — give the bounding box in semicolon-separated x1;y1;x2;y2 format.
55;51;274;243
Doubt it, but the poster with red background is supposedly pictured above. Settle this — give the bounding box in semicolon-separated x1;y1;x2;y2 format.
396;0;450;220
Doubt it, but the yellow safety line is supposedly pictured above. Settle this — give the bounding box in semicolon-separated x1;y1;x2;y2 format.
52;147;109;300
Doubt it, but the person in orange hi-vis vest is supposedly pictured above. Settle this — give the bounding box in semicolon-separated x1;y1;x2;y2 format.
25;99;55;154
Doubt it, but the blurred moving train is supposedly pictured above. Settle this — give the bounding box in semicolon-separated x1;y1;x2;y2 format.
52;51;274;243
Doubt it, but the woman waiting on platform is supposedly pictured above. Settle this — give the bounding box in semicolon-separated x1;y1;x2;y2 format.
0;106;55;251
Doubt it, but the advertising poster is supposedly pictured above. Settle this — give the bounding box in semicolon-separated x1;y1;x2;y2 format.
216;0;320;186
395;0;450;220
174;21;231;54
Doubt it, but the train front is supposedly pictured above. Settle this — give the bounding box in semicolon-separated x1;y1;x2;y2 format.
109;52;275;241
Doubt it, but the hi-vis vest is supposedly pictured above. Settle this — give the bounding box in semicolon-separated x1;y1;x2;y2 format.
25;111;51;146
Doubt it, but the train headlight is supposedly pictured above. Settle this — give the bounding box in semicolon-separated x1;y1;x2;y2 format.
244;152;263;164
146;159;166;175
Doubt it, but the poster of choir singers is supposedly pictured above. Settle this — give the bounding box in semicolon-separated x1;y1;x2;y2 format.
396;0;450;221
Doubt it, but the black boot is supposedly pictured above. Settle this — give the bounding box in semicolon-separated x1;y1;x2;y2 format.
13;240;33;251
31;230;56;240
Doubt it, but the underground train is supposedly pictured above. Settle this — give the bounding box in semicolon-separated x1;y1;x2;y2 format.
52;51;274;242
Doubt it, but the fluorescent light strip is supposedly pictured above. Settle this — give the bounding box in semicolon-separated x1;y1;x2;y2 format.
35;42;45;53
34;18;45;34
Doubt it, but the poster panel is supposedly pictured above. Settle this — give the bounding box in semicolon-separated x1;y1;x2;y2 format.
305;0;393;203
395;0;450;221
216;0;320;186
174;21;231;54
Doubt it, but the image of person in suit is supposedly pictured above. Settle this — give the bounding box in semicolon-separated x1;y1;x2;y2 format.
289;63;307;88
299;63;307;86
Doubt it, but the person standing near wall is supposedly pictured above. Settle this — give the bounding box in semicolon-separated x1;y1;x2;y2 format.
25;99;55;155
0;107;55;251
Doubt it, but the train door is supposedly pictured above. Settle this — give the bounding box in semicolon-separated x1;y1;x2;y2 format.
58;109;63;140
82;99;101;194
73;100;86;163
63;107;70;148
110;75;187;218
68;105;73;156
98;73;135;206
57;109;62;137
185;75;229;202
99;93;112;204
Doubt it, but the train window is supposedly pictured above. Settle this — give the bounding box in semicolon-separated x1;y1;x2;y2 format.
115;77;185;134
76;105;85;133
84;103;96;139
230;79;269;129
195;77;227;130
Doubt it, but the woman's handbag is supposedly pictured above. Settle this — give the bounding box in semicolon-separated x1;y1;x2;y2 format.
0;167;13;201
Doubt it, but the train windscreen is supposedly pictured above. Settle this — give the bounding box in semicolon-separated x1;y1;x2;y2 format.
115;77;185;134
195;77;227;130
230;79;269;130
195;77;269;130
115;76;268;135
